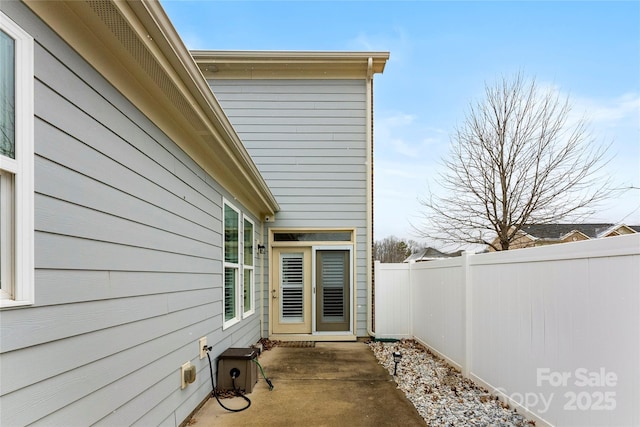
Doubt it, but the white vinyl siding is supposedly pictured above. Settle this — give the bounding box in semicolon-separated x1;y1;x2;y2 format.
0;11;34;307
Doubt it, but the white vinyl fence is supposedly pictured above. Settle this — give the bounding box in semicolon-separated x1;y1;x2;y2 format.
375;234;640;427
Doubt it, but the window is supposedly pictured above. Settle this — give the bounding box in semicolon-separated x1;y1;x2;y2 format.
274;232;352;242
0;12;34;308
223;200;255;328
223;202;239;326
243;217;254;317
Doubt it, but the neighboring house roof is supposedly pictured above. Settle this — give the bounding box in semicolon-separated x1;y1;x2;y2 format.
594;224;638;237
24;0;280;220
520;223;638;239
404;247;459;263
489;223;639;251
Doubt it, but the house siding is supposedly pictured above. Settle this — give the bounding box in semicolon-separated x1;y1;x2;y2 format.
0;2;260;425
209;79;369;336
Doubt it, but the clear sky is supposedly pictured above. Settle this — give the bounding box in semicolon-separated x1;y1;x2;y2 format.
161;0;640;246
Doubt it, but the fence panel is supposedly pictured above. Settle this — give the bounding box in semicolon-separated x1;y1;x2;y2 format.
411;258;466;369
374;234;640;427
374;261;411;339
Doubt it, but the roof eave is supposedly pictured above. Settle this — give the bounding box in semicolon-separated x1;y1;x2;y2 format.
191;50;390;79
138;1;280;215
25;0;279;219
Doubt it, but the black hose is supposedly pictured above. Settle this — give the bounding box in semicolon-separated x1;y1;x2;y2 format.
205;350;251;412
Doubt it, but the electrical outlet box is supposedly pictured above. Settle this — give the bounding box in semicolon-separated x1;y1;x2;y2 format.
181;361;195;389
199;337;207;359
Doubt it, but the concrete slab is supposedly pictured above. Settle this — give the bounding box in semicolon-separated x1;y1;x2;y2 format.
188;342;425;426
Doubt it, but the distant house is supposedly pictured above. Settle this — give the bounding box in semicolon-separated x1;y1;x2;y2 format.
404;247;463;262
489;223;639;251
0;1;388;425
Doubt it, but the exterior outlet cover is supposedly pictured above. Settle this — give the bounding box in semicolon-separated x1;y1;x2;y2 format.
199;337;207;359
181;361;193;389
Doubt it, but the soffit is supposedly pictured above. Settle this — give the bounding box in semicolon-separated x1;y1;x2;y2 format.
191;50;390;80
24;0;279;219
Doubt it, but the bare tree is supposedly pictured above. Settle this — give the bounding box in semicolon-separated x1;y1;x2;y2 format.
374;236;417;262
416;73;611;251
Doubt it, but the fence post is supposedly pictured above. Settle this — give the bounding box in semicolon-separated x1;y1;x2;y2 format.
373;260;380;337
462;251;472;378
409;260;414;338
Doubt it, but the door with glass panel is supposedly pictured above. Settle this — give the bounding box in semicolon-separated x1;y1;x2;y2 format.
315;249;350;332
272;247;312;334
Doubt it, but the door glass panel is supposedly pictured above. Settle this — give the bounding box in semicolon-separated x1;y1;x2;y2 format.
280;253;304;322
316;249;350;332
320;251;345;321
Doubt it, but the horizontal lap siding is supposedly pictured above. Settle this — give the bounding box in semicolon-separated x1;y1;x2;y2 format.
210;80;367;218
0;3;259;426
210;79;369;335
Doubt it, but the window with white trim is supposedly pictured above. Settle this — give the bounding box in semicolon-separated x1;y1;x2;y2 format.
223;200;255;328
0;12;34;308
243;217;255;317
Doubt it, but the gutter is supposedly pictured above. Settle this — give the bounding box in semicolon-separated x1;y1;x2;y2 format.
25;0;280;219
136;0;280;218
366;57;375;337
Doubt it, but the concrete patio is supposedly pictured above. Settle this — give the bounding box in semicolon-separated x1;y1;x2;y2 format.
187;341;425;426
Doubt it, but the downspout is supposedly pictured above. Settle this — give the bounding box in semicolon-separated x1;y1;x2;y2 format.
366;57;375;337
260;221;265;338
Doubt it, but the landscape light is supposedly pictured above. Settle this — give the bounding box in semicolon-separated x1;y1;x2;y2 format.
392;351;402;376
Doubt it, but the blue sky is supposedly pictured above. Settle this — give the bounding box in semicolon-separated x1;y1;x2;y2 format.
161;1;640;244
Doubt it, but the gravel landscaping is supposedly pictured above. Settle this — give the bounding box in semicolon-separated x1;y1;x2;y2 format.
369;339;535;426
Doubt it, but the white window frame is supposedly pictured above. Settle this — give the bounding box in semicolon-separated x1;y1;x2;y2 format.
0;12;34;308
222;199;256;329
242;216;255;318
223;200;241;329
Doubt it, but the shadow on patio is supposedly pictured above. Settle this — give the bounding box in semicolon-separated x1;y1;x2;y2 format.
187;341;424;426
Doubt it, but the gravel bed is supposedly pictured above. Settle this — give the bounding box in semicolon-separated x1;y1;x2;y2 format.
369;339;534;426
